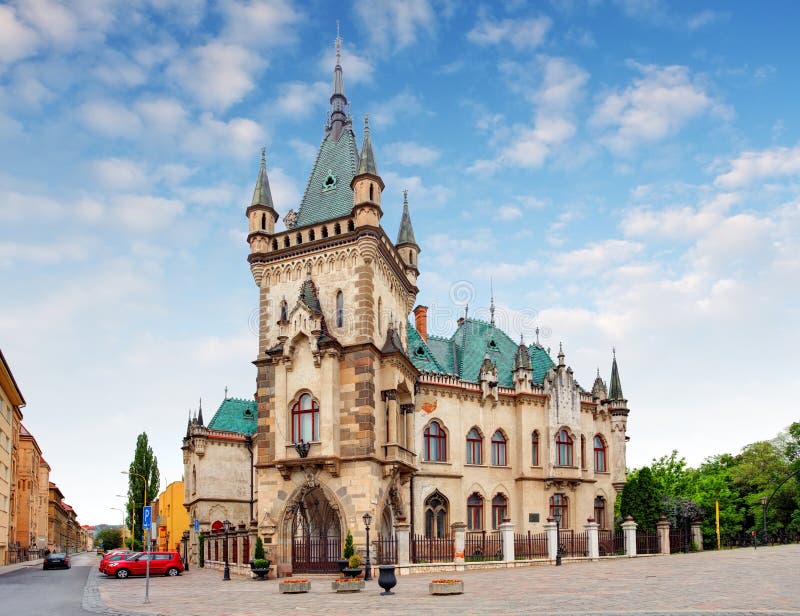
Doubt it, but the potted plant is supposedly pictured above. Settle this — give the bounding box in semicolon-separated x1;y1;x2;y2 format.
338;530;353;574
429;578;464;595
342;553;363;578
249;536;271;580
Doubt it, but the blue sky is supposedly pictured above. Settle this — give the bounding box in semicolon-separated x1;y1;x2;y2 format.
1;0;799;525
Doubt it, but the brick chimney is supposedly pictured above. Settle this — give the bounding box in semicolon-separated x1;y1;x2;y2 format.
413;305;428;342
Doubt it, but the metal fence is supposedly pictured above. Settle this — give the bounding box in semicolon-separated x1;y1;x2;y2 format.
7;547;42;564
464;531;503;561
598;529;625;555
514;531;548;559
669;528;688;553
636;530;660;554
411;534;454;563
558;529;589;557
373;534;397;564
291;536;341;573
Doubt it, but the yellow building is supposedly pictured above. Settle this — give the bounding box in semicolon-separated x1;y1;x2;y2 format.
156;481;189;552
0;349;25;565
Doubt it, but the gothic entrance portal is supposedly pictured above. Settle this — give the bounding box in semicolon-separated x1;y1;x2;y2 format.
290;486;342;573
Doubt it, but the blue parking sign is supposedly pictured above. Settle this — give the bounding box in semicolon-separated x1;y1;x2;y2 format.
193;519;199;532
142;505;152;530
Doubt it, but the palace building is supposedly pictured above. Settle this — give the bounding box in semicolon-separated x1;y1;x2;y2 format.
183;31;630;574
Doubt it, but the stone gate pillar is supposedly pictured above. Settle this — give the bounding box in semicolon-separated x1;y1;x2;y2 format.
543;518;558;561
584;518;600;559
499;519;515;562
622;516;637;557
691;521;703;551
451;522;466;563
657;515;671;555
395;519;410;566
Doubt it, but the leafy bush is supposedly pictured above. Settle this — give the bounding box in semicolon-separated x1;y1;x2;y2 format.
252;558;270;569
343;531;354;559
348;553;361;568
198;533;204;568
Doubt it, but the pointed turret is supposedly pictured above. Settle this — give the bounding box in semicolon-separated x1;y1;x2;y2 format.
609;348;624;400
197;399;204;426
327;22;351;141
592;367;608;400
513;335;532;371
246;147;279;248
558;342;565;367
351;115;384;227
512;334;533;392
396;189;420;282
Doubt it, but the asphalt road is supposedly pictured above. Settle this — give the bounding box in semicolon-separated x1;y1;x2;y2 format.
0;552;96;616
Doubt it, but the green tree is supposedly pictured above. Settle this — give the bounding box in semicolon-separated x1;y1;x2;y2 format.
96;528;122;551
619;466;662;530
686;454;744;547
343;530;354;559
650;450;689;498
254;536;265;560
126;432;160;544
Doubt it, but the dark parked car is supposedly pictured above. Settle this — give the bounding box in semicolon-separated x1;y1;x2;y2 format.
43;553;71;570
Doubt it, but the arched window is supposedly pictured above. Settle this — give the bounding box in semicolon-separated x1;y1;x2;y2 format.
296;232;302;244
467;493;483;530
261;213;266;230
336;291;344;328
347;219;354;232
423;421;446;462
594;496;606;529
581;435;587;469
424;492;448;538
556;429;573;466
334;222;341;235
271;239;278;250
550;493;568;528
492;494;508;530
531;430;540;466
291;393;319;443
369;183;374;201
283;236;290;248
594;435;607;472
491;430;507;466
309;228;315;241
321;226;328;238
280;300;288;322
466;428;482;465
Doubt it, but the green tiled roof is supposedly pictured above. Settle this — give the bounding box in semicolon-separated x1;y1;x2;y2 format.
295;129;359;227
207;398;257;435
406;319;555;386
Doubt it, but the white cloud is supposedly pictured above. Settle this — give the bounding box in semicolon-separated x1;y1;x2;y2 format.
183;113;265;159
17;0;80;47
497;205;523;221
0;5;40;64
275;81;328;117
219;0;301;48
622;192;739;240
687;10;721;30
79;100;143;138
92;158;149;191
266;166;301;212
288;139;317;163
385;141;441;166
0;188;63;221
318;44;373;85
135;97;189;135
0;238;91;268
168;42;263;111
114;194;185;232
554;239;643;276
383;171;451;209
354;0;435;52
591;63;724;154
467;16;551;50
370;92;425;129
714;146;800;189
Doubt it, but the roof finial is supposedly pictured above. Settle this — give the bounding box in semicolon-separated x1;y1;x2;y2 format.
403;188;408;205
490;278;496;326
260;146;266;164
364;113;369;131
558;342;565;367
612;346;616;359
224;385;229;399
336;20;342;65
520;333;525;345
465;303;469;320
535;326;540;345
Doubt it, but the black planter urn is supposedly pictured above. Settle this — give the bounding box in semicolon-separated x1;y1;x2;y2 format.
336;559;349;574
342;567;363;578
377;565;397;595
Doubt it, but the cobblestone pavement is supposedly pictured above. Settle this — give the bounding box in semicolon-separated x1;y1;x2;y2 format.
93;544;800;616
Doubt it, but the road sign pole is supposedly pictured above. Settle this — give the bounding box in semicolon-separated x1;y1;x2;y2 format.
142;506;152;605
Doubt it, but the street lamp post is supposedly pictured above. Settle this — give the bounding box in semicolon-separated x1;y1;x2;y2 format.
362;512;372;581
760;496;768;546
111;508;126;549
554;513;562;566
122;471;150;604
222;520;231;581
182;530;190;571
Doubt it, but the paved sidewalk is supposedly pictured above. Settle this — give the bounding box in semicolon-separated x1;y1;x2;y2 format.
0;557;44;576
93;545;800;616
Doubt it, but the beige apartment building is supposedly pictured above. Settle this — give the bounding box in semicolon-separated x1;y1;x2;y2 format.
0;349;25;565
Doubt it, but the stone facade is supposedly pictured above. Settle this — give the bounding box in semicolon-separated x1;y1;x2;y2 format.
0;349;25;565
14;425;43;549
187;31;630;575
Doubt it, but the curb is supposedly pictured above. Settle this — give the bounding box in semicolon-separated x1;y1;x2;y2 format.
82;565;164;616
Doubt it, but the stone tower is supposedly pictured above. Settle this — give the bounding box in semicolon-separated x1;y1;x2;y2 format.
245;29;420;571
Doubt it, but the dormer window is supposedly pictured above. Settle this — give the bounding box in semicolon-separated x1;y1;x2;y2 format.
489;339;497;350
322;171;337;191
415;346;425;357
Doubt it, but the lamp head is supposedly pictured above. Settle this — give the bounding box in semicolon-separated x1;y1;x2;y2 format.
761;496;768;506
362;512;372;528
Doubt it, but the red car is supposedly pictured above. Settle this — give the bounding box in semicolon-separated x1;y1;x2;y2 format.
99;552;138;574
105;551;184;578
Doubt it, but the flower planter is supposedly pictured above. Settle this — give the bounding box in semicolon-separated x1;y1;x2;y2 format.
429;579;464;595
331;579;365;593
279;580;310;594
336;559;349;574
250;559;271;580
342;567;363;578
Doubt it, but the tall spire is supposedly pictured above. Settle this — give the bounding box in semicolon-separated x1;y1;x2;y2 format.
251;146;274;208
327;21;349;140
396;189;417;245
609;348;624;399
490;278;495;326
197;398;204;427
356;115;379;176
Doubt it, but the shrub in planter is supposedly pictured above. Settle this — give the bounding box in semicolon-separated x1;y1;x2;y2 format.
198;533;205;568
348;554;361;568
343;531;355;559
252;558;270;569
254;536;265;561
